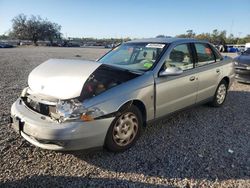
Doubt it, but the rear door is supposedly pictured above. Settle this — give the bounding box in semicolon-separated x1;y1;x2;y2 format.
192;43;223;102
155;43;198;118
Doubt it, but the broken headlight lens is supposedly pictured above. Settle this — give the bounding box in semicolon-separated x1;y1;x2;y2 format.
53;99;104;123
53;99;87;122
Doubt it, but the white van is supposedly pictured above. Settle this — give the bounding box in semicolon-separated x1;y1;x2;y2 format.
245;43;250;51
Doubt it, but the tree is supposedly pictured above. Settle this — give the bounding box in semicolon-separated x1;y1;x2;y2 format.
226;34;237;44
43;20;61;44
196;33;211;41
11;14;61;45
156;34;166;38
210;29;227;45
174;29;250;45
176;30;195;38
186;30;195;38
0;35;9;40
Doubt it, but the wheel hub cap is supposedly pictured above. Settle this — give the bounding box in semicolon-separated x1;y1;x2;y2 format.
112;112;138;146
216;84;226;104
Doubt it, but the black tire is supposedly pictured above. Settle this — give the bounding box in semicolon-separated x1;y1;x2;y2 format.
105;104;143;152
210;80;228;107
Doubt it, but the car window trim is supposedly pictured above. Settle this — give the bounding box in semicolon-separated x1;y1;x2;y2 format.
188;43;196;69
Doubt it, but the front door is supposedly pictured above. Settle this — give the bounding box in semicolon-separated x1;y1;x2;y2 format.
155;43;198;118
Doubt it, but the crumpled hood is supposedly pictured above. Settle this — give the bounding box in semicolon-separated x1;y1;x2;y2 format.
28;59;101;99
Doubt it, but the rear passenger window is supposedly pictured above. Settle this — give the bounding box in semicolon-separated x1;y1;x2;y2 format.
195;43;215;66
164;44;193;71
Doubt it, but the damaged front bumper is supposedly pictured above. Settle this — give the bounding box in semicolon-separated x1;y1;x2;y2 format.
10;98;114;151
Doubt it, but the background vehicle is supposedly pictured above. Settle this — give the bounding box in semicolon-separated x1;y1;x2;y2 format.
227;45;239;52
245;43;250;51
0;43;14;48
226;44;245;53
10;38;234;152
234;48;250;83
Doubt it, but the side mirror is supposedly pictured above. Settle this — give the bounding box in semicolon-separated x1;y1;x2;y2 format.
159;67;183;77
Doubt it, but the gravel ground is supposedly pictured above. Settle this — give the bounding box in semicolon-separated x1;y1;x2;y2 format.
0;47;249;187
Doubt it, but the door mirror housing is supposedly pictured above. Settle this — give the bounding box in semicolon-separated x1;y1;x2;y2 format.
159;67;183;77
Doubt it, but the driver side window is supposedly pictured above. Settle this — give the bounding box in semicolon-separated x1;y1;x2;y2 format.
164;44;193;71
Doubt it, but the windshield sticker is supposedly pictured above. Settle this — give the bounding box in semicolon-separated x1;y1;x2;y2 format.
143;62;153;69
146;43;165;48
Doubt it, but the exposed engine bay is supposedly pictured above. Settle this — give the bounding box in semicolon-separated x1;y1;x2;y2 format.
79;64;140;101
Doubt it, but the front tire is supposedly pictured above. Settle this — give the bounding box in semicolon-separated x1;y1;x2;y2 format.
210;80;228;107
105;105;142;152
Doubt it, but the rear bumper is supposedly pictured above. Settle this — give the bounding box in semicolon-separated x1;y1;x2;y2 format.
10;98;114;151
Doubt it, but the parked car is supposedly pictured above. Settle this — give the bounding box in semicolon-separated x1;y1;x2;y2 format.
0;43;14;48
234;48;250;83
105;43;116;49
227;45;239;53
60;41;81;47
105;44;113;48
245;43;250;51
10;38;235;152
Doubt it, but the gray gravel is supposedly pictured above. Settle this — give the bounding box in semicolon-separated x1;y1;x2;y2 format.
0;47;249;187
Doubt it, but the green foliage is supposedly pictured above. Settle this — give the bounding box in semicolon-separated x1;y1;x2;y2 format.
175;30;250;44
0;35;9;40
10;14;61;45
77;37;131;45
176;30;195;38
156;35;166;38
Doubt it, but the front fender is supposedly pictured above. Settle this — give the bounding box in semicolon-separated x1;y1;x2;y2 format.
83;73;155;121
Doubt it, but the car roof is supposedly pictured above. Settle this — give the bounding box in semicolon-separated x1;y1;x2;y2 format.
126;37;206;44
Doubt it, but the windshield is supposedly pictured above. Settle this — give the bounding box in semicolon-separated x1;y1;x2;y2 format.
98;43;166;72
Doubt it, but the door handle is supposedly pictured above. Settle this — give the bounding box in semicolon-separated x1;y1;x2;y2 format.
216;69;221;74
189;76;195;81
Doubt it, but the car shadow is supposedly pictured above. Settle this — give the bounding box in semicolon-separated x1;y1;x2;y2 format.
1;175;170;188
70;90;250;181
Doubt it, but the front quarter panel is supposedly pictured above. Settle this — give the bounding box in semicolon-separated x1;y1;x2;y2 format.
83;72;155;121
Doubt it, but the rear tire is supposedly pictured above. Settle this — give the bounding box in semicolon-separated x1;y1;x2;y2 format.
105;104;142;152
210;80;228;107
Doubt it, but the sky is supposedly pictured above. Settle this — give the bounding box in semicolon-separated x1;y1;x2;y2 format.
0;0;250;39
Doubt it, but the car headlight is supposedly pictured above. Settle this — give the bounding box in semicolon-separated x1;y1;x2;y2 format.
53;99;104;123
54;99;86;122
21;87;29;97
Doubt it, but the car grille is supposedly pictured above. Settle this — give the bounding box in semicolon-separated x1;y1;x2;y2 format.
235;64;250;70
22;97;56;116
236;73;250;80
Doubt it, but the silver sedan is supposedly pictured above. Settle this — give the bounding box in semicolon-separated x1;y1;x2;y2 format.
10;38;235;151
